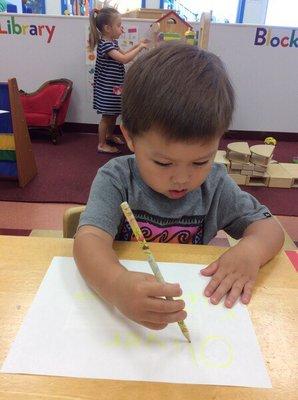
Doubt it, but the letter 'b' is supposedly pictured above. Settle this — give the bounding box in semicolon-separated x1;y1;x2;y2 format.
254;27;267;46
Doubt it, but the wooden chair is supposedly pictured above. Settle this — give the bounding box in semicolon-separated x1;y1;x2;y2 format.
19;78;73;144
63;206;86;238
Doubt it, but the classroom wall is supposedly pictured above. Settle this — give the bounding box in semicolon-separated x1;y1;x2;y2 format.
0;13;297;133
243;0;268;24
45;0;61;15
0;14;152;125
208;22;298;133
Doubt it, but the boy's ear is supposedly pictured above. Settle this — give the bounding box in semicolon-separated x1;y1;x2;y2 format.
120;125;135;152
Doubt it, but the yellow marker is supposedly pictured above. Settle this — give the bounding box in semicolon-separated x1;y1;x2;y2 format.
120;201;191;343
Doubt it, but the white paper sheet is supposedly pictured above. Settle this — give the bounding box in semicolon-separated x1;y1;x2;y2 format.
1;257;271;388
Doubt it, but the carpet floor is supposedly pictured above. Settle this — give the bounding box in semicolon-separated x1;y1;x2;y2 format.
0;132;297;216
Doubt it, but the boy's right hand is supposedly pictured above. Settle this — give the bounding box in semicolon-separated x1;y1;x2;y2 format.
111;269;187;330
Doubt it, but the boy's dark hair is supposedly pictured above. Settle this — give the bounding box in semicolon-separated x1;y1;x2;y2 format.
122;42;234;142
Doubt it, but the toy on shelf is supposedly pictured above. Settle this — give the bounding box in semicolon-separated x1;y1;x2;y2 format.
148;22;160;48
148;11;196;46
214;141;297;189
185;27;195;45
264;136;277;145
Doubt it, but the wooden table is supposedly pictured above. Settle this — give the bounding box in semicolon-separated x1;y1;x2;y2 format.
0;236;297;399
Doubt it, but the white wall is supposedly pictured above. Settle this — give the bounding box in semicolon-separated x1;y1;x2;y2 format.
0;14;152;124
243;0;269;24
45;0;61;15
0;13;297;132
208;23;298;133
266;0;298;27
144;0;160;8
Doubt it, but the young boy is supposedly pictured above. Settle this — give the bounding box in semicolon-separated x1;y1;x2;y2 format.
74;42;284;331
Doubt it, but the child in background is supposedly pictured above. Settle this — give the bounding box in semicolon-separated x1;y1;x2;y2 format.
74;43;284;331
89;7;148;153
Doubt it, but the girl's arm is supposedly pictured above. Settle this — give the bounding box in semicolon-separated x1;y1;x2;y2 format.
108;42;147;64
119;39;149;55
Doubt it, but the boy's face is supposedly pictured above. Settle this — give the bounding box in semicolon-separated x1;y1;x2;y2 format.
122;127;220;200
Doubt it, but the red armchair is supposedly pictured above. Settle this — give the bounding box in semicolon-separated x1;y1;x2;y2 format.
19;79;73;144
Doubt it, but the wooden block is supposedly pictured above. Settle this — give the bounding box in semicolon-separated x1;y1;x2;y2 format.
227;151;250;163
241;169;253;176
254;164;267;172
279;163;298;188
227;142;251;155
267;164;293;188
250;144;275;166
252;170;266;177
230;161;243;170
250;144;275;158
214;150;230;171
227;142;251;163
246;173;269;186
228;173;247;185
242;162;254;171
250;153;272;166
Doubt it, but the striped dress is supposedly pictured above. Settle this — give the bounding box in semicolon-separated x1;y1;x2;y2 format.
93;39;125;116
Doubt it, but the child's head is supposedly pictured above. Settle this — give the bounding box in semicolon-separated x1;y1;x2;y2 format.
89;7;121;50
122;42;234;143
121;42;235;199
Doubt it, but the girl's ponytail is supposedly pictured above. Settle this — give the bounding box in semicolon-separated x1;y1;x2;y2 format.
89;8;101;51
88;7;120;51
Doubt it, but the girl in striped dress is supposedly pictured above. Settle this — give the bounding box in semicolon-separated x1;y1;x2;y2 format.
89;7;148;153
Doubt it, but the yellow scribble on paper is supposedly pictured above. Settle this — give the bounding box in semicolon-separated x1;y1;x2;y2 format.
73;291;94;302
146;333;165;347
199;336;234;369
220;308;237;321
190;292;199;305
125;332;142;348
110;332;122;347
201;296;209;305
188;343;198;365
173;338;198;365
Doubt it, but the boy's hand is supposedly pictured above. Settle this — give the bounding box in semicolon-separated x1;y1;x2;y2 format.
111;269;187;330
200;244;261;308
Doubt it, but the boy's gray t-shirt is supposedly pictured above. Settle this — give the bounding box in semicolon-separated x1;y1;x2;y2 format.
79;155;271;244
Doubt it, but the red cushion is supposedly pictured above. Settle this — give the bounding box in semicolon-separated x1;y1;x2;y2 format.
20;82;71;128
20;85;66;114
25;112;51;126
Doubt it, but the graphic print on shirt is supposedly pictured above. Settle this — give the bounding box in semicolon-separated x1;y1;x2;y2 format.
116;210;205;244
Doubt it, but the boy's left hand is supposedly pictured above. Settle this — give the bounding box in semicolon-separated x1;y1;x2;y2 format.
200;243;261;308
